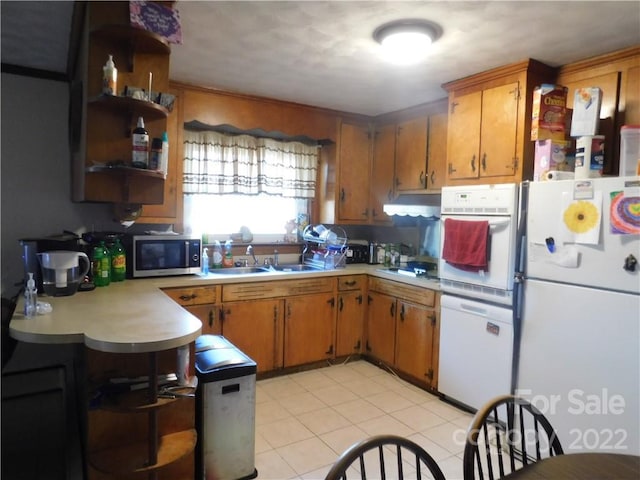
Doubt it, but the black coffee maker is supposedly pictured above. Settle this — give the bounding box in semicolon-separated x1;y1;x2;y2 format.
19;233;81;293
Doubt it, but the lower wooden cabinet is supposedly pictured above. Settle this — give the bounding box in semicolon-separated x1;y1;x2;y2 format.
220;298;283;373
336;275;367;357
284;293;336;367
366;277;440;390
366;290;396;365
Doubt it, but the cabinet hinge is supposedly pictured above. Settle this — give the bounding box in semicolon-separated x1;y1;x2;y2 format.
430;313;436;326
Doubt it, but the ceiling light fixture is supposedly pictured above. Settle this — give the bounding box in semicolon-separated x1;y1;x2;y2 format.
373;19;442;65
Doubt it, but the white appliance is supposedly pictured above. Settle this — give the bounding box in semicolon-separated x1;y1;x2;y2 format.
518;176;640;455
438;183;520;410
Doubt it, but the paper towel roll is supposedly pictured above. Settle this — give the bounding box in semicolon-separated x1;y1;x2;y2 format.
545;170;575;181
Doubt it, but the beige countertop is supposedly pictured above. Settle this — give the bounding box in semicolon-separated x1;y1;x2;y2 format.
9;264;439;354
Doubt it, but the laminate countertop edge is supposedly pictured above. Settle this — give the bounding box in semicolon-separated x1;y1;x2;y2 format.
9;265;439;353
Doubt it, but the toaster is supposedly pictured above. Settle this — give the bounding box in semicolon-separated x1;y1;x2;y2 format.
345;244;369;264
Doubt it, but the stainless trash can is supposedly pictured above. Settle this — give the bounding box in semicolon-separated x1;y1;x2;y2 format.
195;335;257;480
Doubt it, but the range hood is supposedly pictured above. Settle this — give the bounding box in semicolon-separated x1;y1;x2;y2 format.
383;193;441;218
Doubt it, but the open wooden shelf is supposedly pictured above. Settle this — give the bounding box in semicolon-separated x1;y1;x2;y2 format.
89;428;196;475
88;95;169;121
91;24;171;54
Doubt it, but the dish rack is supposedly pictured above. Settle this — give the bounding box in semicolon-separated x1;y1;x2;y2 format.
301;225;348;270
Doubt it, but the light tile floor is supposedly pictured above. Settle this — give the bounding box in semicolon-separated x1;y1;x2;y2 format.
254;359;473;479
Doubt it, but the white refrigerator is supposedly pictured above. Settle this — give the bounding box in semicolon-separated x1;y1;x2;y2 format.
518;176;640;455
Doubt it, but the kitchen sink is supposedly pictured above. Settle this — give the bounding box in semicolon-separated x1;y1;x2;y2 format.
210;266;270;275
271;264;320;272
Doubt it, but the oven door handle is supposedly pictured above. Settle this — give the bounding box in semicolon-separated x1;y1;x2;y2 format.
488;219;510;231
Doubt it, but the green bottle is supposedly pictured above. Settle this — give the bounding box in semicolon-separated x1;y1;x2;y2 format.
110;239;126;282
92;241;111;287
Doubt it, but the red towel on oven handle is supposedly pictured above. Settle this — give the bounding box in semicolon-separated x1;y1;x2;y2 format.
442;218;490;272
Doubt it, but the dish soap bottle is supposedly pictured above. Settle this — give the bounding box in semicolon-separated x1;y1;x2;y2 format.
202;248;209;275
211;241;223;269
102;54;117;95
24;272;37;318
132;116;149;168
223;240;234;268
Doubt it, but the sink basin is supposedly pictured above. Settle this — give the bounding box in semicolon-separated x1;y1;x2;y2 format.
210;266;270;275
271;264;320;272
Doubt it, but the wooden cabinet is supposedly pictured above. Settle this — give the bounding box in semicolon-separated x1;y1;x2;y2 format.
336;275;367;357
73;2;171;205
366;290;397;365
395;116;429;191
138;85;184;226
366;277;439;390
556;46;640;175
164;285;220;335
426;111;448;190
284;292;336;367
369;124;396;225
337;120;372;223
221;277;336;371
443;59;556;185
220;298;283;373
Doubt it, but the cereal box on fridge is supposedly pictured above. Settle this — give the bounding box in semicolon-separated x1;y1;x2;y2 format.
531;84;568;141
570;87;602;137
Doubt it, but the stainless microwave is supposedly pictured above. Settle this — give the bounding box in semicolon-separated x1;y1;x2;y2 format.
124;235;201;278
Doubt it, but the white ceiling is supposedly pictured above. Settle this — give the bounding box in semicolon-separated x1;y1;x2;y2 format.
2;1;640;116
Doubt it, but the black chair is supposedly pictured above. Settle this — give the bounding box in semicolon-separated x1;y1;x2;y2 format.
463;394;564;480
325;434;446;480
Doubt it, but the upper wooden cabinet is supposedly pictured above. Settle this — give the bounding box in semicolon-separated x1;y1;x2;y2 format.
443;59;557;185
336;120;372;223
370;124;396;225
138;86;183;225
73;2;171;205
556;46;640;175
426;111;448;190
395;116;429;191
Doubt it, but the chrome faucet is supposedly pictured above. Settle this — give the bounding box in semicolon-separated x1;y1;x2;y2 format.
274;248;279;266
246;245;259;265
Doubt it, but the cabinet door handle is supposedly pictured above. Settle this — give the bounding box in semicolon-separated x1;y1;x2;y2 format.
430;170;435;186
340;188;345;202
327;297;335;308
345;280;356;287
208;309;214;327
481;153;487;171
356;294;363;305
419;171;425;187
179;294;196;301
471;154;476;172
400;304;405;322
338;296;344;312
390;302;395;317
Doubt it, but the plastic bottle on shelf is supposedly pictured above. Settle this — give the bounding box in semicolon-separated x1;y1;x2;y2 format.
24;272;37;318
132;116;149;168
223;240;234;268
102;54;117;95
211;241;223;269
160;131;169;178
110;238;126;282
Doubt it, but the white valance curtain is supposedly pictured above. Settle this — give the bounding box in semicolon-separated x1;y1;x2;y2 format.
183;129;319;198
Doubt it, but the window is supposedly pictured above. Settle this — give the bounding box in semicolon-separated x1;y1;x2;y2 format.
182;129;317;241
184;194;307;242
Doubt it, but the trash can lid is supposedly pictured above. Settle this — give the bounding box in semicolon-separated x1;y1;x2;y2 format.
195;334;234;353
195;347;256;376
